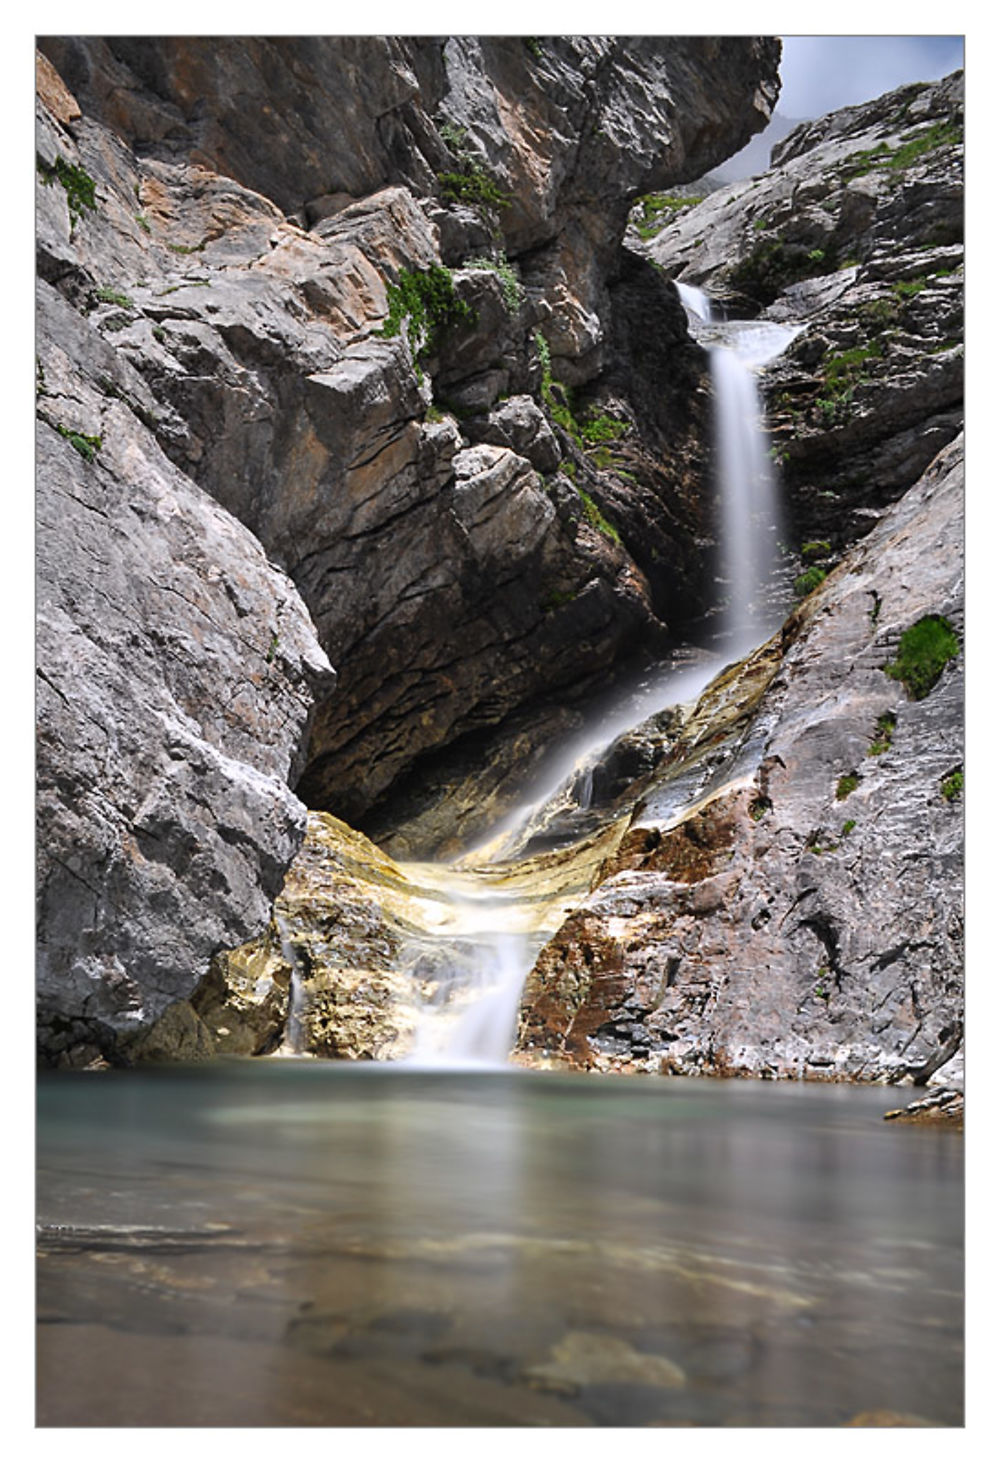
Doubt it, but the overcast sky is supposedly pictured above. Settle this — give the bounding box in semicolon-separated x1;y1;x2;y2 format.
778;35;965;119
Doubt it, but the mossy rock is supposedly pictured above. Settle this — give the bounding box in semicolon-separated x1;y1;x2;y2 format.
884;615;959;699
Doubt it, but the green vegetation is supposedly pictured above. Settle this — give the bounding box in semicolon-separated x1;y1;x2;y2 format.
95;286;134;309
801;540;831;561
941;768;963;803
437;125;510;211
438;168;510;208
379;265;476;371
37;154;97;227
840;819;857;837
857;295;902;327
578;488;622;545
794;565;828;598
580;412;629;445
749;796;772;822
824;341;885;390
835;772;859;801
152;325;167;344
845;119;962;179
884;614;959;699
892;276;926;298
633;192;703;240
56;423;102;462
728;237;831;301
523;37;544;59
265;633;279;664
464;255;524;311
542;586;577;611
867;711;897;756
135;213;151;234
814;340;887;426
167;241;204;255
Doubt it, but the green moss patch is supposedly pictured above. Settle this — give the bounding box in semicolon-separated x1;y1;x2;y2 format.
835;773;859;801
940;768;963;802
37;154;97;226
55;424;102;462
578;489;622;545
634;192;703;240
866;711;897;757
884;615;959;699
794;565;828;598
379;266;477;370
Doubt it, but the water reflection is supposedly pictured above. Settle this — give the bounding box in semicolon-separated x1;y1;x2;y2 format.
37;1066;963;1427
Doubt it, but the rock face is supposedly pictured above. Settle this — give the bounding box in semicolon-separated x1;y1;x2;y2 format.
194;810;623;1061
36;274;333;1067
645;72;963;582
518;436;963;1084
35;37;780;849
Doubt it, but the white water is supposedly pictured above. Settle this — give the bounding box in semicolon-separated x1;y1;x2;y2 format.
275;913;308;1057
400;279;802;1067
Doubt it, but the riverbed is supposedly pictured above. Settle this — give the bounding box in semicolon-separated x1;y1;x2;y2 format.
37;1064;962;1427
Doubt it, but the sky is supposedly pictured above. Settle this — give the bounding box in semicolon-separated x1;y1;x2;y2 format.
778;35;965;119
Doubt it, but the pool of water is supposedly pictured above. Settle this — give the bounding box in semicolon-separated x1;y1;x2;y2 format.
36;1063;963;1427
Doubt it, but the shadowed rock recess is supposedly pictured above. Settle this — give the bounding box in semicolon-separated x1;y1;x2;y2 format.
36;39;962;1089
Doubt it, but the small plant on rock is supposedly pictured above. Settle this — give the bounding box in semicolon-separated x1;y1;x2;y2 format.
940;768;963;803
379;265;477;372
463;255;524;311
55;423;102;462
835;772;859;801
884;615;959;699
794;565;827;599
37;154;97;229
867;711;897;757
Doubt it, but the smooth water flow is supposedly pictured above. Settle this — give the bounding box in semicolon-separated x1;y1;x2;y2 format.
394;281;802;1067
678;282;803;653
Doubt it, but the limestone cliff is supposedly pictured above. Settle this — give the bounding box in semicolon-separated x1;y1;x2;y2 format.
518;436;963;1084
35;38;780;1060
645;71;963;586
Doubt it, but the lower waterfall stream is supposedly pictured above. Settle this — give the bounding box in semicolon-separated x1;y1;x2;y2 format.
401;284;802;1066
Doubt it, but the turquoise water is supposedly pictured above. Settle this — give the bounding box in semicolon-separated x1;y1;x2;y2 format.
36;1064;963;1427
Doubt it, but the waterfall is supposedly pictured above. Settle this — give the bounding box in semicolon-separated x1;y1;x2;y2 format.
401;279;802;1068
275;913;307;1057
678;282;802;653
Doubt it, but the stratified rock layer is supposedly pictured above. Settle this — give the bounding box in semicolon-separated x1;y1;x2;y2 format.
36;277;333;1066
36;37;782;850
518;436;963;1083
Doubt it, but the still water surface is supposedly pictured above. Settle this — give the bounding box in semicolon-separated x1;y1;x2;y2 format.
37;1064;962;1427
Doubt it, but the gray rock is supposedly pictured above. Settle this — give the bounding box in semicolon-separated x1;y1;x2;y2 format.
471;396;562;474
35;275;334;1066
519;436;964;1085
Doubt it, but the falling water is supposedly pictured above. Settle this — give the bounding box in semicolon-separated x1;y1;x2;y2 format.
275;913;308;1057
678;282;803;653
403;279;802;1067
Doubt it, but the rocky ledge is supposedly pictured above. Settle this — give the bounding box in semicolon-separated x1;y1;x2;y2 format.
517;434;963;1086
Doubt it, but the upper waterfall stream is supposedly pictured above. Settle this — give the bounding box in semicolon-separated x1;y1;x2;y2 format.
395;282;801;1067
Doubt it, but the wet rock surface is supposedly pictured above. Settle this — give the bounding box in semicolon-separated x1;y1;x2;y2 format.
517;436;963;1083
